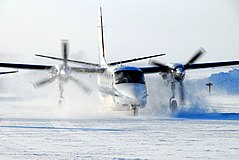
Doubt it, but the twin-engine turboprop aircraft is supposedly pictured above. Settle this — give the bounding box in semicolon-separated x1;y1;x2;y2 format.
1;7;239;115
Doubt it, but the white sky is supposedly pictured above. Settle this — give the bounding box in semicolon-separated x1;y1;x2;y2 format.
0;0;239;64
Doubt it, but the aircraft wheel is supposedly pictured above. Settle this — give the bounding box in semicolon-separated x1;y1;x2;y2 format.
169;99;178;113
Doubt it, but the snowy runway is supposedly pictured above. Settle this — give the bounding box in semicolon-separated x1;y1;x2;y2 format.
0;115;238;160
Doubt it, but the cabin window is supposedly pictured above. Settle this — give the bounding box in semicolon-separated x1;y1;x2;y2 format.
114;70;145;84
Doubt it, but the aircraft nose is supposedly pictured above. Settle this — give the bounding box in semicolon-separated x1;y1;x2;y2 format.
115;83;147;103
132;85;147;99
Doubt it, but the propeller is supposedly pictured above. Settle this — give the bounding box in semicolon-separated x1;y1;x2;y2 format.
150;48;206;103
68;76;91;93
184;47;205;69
34;75;58;88
150;60;170;72
34;40;92;96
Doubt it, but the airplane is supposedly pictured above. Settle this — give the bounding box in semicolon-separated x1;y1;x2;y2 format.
0;7;165;115
1;7;239;115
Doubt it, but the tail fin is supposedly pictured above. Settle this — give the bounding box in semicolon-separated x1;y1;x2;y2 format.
98;7;108;67
62;40;68;67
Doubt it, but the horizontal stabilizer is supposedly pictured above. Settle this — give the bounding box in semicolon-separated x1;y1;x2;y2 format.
108;53;165;66
35;54;99;67
36;53;165;67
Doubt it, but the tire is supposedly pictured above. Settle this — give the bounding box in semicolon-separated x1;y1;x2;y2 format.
170;99;178;113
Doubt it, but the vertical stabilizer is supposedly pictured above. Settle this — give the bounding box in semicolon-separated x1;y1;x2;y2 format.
62;40;68;68
98;7;108;67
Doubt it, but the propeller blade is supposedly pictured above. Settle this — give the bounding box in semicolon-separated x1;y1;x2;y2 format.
149;60;171;72
34;75;57;88
185;48;205;67
179;81;185;104
68;76;92;94
62;40;68;67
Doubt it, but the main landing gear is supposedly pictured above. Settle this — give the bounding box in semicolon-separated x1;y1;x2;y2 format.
169;82;178;113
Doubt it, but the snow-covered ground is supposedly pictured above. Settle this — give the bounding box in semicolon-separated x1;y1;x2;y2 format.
0;95;239;160
0;70;239;160
0;114;238;160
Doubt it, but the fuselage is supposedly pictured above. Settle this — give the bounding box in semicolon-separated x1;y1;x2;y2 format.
97;65;147;111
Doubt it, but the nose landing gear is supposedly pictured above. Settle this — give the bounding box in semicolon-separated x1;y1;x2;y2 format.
169;98;178;113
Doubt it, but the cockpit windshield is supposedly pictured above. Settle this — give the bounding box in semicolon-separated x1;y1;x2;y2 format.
114;70;145;84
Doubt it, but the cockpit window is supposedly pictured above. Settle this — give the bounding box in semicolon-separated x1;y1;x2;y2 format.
114;70;145;84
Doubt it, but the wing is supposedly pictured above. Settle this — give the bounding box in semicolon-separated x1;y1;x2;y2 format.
185;61;239;70
0;63;53;70
0;70;18;75
0;62;106;73
140;60;239;73
139;66;163;74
